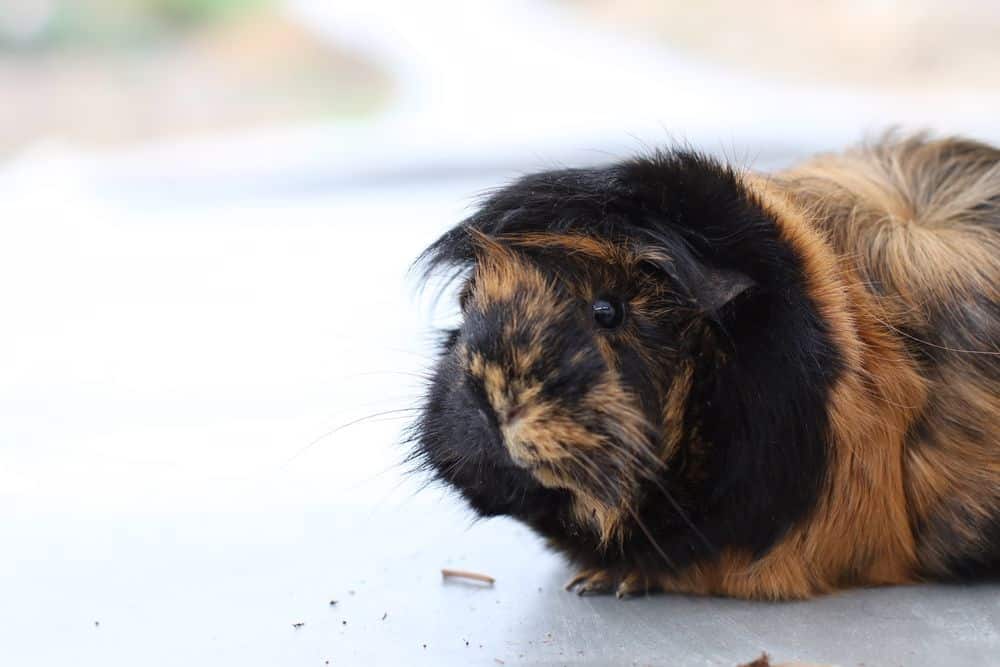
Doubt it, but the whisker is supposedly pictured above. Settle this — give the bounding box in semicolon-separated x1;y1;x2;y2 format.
573;432;717;556
647;480;715;554
868;310;1000;356
280;408;420;469
624;504;678;571
338;370;434;381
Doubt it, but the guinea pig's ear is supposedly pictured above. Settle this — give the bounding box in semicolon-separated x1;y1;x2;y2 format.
688;263;757;315
645;236;757;315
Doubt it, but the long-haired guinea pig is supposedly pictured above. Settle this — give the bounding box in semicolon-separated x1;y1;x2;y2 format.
409;133;1000;600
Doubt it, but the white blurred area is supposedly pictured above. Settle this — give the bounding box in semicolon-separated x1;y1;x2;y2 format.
0;166;455;514
1;3;1000;665
2;0;1000;189
0;0;54;42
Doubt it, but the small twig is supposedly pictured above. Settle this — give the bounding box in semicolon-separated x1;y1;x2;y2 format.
441;568;495;585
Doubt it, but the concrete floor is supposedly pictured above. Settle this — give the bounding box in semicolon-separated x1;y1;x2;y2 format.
4;504;999;666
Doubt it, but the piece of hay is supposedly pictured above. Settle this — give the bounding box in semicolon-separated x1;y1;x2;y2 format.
738;654;832;667
441;568;495;585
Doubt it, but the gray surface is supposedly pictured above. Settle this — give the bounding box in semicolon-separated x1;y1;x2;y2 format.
5;504;999;667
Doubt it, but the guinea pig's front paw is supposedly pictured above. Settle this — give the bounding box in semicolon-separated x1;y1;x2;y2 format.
565;568;614;596
614;571;657;599
564;569;656;599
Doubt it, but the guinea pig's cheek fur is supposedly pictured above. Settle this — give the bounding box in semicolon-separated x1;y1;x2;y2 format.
499;420;536;467
500;411;567;470
506;413;604;478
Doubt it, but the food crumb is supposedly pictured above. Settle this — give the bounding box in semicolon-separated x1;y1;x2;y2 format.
292;622;305;629
329;600;338;606
441;568;495;585
381;612;387;621
341;621;347;626
93;621;100;628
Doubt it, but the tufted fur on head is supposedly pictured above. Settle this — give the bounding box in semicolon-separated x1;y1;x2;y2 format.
409;133;1000;599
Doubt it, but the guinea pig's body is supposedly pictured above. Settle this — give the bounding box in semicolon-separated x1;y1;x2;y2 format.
412;134;1000;600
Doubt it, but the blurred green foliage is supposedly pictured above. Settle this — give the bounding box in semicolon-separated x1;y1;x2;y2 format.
4;0;272;49
133;0;272;25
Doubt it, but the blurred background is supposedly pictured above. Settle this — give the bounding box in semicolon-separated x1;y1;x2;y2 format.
0;0;388;155
2;2;1000;665
2;0;1000;185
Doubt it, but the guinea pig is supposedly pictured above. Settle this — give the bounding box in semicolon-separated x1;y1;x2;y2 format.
409;133;1000;600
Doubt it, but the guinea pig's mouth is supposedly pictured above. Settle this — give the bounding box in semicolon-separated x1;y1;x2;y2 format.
501;416;582;480
502;434;558;474
504;441;581;492
500;446;546;473
503;440;536;467
508;458;546;473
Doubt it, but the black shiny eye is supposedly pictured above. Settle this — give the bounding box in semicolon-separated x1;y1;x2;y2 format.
591;298;624;329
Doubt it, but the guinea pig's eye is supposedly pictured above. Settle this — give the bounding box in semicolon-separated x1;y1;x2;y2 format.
591;297;625;329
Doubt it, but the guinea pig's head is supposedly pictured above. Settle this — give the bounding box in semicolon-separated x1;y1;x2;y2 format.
410;151;839;559
415;232;691;542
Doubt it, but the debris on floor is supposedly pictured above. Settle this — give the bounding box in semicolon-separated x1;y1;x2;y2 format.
737;654;832;667
441;568;495;585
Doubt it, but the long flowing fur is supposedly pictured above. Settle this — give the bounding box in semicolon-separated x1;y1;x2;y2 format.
411;133;1000;599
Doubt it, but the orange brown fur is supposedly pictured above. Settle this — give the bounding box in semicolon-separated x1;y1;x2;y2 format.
652;135;999;598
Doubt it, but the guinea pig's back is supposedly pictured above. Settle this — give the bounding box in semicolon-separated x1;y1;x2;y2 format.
779;133;1000;577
